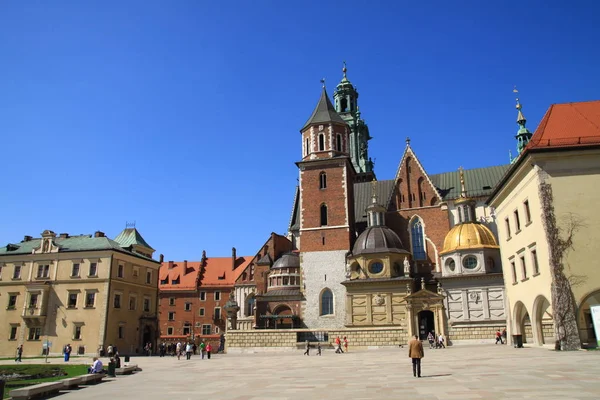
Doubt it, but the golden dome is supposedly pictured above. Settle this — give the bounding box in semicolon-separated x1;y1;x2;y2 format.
441;223;499;254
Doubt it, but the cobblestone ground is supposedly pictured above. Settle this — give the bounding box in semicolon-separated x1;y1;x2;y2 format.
2;344;599;399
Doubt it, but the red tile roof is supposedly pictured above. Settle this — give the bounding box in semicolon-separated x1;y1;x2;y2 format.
200;256;252;287
159;261;201;291
527;100;600;150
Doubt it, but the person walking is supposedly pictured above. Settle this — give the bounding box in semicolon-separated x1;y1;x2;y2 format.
15;345;23;362
206;343;212;359
107;344;114;358
343;337;348;353
427;331;435;349
495;330;503;345
437;334;445;349
200;341;206;359
502;328;507;344
176;342;182;360
335;336;343;354
303;340;310;356
317;342;322;356
185;342;193;360
64;344;71;362
408;335;424;378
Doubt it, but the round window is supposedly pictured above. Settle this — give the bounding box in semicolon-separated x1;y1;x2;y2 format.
369;262;384;274
446;258;456;272
463;256;478;270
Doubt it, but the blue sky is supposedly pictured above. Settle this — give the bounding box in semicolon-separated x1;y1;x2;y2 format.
1;1;598;260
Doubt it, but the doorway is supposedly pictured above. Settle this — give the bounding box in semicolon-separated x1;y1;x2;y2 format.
418;310;435;340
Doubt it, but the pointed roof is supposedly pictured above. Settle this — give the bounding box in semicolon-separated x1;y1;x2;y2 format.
301;88;346;131
113;228;154;250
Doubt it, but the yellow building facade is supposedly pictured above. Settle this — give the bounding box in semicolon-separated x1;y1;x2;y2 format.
489;100;600;348
0;228;160;357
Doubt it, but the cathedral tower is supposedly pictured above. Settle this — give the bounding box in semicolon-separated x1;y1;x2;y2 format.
333;62;375;182
297;82;356;329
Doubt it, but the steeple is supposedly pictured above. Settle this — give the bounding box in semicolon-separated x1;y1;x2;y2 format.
454;166;476;224
333;62;374;178
301;85;346;132
512;87;533;162
366;179;386;227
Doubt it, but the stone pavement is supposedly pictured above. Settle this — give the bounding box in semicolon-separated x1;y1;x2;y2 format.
3;344;600;399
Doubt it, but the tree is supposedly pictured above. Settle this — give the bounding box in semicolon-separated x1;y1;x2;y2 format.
539;181;584;351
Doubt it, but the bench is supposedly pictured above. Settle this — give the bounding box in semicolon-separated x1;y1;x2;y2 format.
115;365;138;375
61;376;83;389
80;373;106;385
9;381;63;400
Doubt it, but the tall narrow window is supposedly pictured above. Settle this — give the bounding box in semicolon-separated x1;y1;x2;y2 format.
319;134;325;151
305;138;309;156
531;249;539;275
336;134;342;152
417;177;425;207
319;172;327;189
320;288;333;315
514;210;521;232
511;261;517;283
524;200;531;224
505;218;511;238
410;219;426;260
520;255;527;280
320;204;328;226
245;294;255;317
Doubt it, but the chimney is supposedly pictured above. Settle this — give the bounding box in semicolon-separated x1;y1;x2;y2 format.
94;231;105;238
23;235;32;242
232;247;237;270
59;233;69;239
168;261;174;269
183;260;188;274
159;254;164;263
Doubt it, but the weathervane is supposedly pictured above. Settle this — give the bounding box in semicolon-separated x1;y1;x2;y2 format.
320;78;326;88
126;221;136;229
514;85;521;109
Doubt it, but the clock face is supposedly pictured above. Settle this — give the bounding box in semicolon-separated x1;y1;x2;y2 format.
369;262;384;274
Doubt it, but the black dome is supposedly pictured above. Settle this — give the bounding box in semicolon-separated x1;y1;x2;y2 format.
352;226;406;256
272;253;300;269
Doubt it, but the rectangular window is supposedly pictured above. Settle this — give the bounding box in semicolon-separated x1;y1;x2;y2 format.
199;292;206;301
8;294;17;309
168;312;175;321
214;307;221;320
114;293;121;309
29;293;39;309
129;296;137;311
85;292;96;308
74;325;82;340
505;218;511;238
214;292;221;301
514;210;521;232
9;326;18;340
202;324;211;335
13;265;21;279
511;261;517;284
520;256;527;280
198;308;205;316
118;326;125;339
28;327;41;341
167;327;174;335
133;266;139;278
169;298;175;306
37;264;49;278
143;297;151;312
524;200;532;224
183;325;191;335
146;271;152;284
118;264;124;278
68;293;78;309
532;249;539;275
71;263;80;277
185;302;192;311
89;262;97;277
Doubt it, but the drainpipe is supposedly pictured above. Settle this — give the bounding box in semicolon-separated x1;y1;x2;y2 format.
101;253;114;356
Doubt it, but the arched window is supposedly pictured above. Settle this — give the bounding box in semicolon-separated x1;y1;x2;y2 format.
320;288;333;315
410;218;426;260
319;172;327;189
336;134;342;152
245;294;255;317
417;177;425;207
319;134;325;151
320;204;328;226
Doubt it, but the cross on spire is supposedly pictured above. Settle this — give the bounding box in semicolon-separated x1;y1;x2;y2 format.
320;78;326;88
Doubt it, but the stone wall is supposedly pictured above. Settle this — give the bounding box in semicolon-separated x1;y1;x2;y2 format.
448;323;506;344
226;327;407;353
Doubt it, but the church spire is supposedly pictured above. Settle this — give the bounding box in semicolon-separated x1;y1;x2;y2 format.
512;87;533;161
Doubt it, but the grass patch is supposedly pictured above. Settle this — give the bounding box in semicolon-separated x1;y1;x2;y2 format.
1;364;88;399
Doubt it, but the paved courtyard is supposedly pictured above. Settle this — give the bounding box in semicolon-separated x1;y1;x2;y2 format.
3;344;600;399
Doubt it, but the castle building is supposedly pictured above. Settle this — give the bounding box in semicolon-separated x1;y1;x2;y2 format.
488;100;600;348
0;228;160;357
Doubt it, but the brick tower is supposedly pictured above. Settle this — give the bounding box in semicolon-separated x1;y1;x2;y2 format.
297;83;356;329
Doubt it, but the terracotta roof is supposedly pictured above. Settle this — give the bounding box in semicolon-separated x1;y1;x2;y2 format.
200;256;252;287
527;100;600;150
159;261;201;291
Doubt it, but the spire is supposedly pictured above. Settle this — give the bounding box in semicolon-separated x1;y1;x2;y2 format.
371;178;378;204
512;86;533;158
342;60;347;78
301;86;346;131
454;166;475;222
366;178;385;227
459;166;467;198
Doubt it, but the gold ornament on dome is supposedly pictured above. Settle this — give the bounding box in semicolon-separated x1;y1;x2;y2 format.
441;223;499;254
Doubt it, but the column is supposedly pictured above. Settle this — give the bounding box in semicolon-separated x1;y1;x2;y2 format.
482;288;490;320
366;295;373;325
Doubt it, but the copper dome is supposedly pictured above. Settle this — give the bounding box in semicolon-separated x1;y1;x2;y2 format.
352;226;406;256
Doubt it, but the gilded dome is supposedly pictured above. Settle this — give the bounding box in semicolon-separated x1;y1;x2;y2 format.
441;223;499;254
352;226;406;256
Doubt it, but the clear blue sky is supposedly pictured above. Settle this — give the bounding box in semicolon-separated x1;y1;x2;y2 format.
1;1;598;260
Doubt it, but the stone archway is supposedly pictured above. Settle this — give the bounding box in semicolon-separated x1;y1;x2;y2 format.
578;289;600;346
272;304;294;329
532;295;553;345
512;301;529;340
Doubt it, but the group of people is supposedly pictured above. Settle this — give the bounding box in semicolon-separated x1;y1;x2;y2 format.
426;331;445;349
495;329;508;344
165;341;213;360
302;336;348;356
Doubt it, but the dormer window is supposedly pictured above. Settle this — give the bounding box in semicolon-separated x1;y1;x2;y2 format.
172;277;180;285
